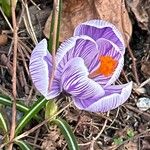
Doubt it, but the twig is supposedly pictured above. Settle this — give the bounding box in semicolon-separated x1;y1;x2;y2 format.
29;0;41;10
33;129;40;149
27;86;34;104
127;45;140;85
139;77;150;88
18;39;32;53
22;0;38;45
121;70;129;82
48;0;59;90
18;44;30;76
126;104;150;119
17;2;25;27
106;108;119;130
8;0;18;149
0;6;13;31
90;111;110;150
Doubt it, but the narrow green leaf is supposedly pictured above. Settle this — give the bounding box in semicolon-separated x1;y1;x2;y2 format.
48;11;54;51
15;140;33;150
0;95;29;112
45;100;58;121
0;112;8;133
0;94;40;120
113;137;123;145
127;128;134;138
15;97;47;135
52;118;79;150
0;0;11;17
0;112;9;142
56;0;62;49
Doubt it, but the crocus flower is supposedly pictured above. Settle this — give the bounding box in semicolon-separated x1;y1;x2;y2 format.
29;20;132;112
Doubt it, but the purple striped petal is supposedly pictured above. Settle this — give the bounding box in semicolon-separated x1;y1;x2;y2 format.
29;39;60;99
97;38;122;60
56;35;99;73
92;38;123;85
61;57;105;107
74;82;132;112
74;20;125;53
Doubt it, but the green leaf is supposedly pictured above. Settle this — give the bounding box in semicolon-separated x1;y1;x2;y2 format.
48;11;54;52
45;100;58;121
15;140;33;150
0;94;40;120
0;95;29;112
0;112;9;142
0;112;8;133
56;0;62;49
15;97;47;135
113;137;123;145
0;0;11;17
52;118;79;150
127;128;134;138
48;0;62;51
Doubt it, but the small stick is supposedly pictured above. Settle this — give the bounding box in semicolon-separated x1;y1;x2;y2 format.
126;104;150;119
19;42;30;59
29;0;41;10
33;129;40;149
22;0;38;45
48;0;59;90
121;70;129;82
127;45;140;85
90;111;110;150
139;77;150;88
0;7;13;31
27;86;34;104
8;0;18;149
18;44;30;76
18;39;32;53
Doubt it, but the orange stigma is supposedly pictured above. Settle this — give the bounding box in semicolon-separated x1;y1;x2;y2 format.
89;56;118;77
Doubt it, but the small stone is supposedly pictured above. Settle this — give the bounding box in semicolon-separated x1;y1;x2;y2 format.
136;97;150;111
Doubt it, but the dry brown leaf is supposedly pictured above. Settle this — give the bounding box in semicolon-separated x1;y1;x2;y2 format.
141;61;150;78
44;0;132;44
0;34;8;46
126;0;150;31
141;138;150;150
41;127;65;150
124;141;138;150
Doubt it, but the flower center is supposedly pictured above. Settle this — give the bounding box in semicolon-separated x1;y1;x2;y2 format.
89;56;118;78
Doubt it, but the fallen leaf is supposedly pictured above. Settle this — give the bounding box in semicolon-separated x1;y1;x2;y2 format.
41;126;65;150
0;34;8;46
124;141;138;150
141;138;150;150
126;0;150;31
141;61;150;78
44;0;132;44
